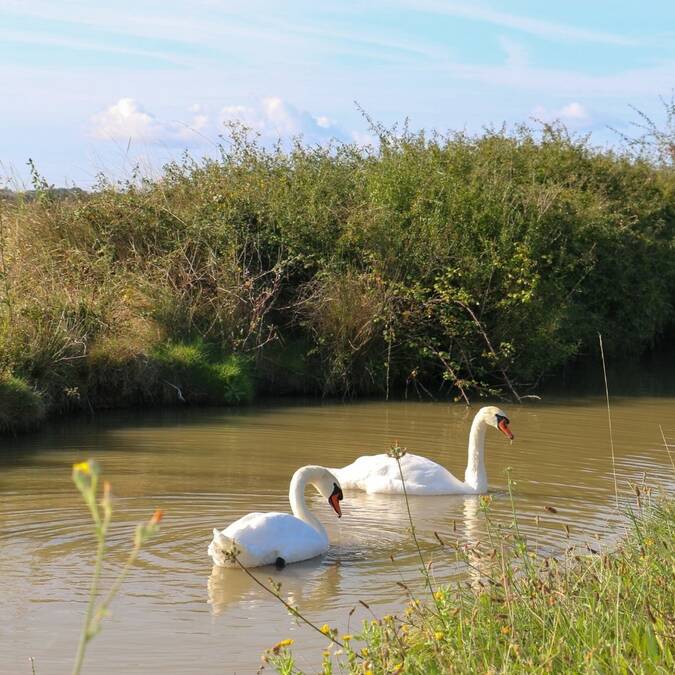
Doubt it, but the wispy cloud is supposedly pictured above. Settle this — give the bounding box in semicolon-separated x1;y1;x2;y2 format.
401;1;640;46
0;26;195;66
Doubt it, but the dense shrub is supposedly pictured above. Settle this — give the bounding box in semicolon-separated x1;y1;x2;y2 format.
0;120;673;429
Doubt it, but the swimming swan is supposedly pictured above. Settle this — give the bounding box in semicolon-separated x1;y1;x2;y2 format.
208;465;344;568
331;406;513;495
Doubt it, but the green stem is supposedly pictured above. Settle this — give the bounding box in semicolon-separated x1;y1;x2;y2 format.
89;543;142;635
72;532;105;675
233;557;360;657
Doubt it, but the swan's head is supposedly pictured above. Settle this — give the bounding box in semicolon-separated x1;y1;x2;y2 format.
313;468;344;518
479;406;514;440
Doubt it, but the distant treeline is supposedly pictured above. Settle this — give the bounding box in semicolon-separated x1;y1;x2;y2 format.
1;120;674;432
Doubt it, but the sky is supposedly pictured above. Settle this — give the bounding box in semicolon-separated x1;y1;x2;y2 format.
1;0;674;187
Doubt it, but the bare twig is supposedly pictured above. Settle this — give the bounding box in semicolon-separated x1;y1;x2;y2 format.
455;300;522;402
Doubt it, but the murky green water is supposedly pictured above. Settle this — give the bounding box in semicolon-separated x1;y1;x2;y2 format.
1;398;674;673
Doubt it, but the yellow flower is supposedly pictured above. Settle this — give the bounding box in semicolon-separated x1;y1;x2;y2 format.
269;638;294;654
501;625;511;635
434;590;445;601
644;538;654;547
73;461;91;474
320;624;332;635
341;634;353;642
434;631;444;640
365;671;374;675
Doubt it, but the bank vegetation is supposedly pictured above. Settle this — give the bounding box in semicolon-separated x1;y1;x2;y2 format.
1;109;674;432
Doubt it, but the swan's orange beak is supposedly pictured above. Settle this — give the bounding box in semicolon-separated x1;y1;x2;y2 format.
329;484;343;518
498;418;514;440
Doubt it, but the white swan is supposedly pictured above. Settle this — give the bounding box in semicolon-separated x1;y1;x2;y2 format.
208;465;344;568
331;406;513;495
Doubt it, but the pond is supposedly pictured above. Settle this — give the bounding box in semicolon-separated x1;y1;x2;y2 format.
1;397;674;673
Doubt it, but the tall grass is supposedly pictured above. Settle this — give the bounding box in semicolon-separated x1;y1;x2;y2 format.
265;478;674;674
1;117;674;430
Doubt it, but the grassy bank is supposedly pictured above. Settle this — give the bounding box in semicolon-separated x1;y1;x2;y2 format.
1;116;674;432
267;496;675;674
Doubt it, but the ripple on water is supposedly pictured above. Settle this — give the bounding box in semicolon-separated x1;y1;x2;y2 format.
1;398;673;673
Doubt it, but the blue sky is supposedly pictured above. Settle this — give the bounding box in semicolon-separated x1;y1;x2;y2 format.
1;0;673;187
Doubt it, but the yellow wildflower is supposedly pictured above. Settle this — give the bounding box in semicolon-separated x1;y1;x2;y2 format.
73;461;91;474
434;590;445;601
270;638;294;654
501;625;511;635
644;538;654;547
320;624;332;635
341;634;353;642
434;631;444;640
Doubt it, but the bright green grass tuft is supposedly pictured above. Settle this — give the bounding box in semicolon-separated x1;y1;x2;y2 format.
153;339;253;405
0;372;46;433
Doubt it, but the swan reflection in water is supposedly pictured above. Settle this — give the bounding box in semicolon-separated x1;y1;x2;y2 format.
207;558;343;616
207;490;494;616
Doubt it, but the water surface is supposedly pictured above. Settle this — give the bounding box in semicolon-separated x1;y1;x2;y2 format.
1;398;674;673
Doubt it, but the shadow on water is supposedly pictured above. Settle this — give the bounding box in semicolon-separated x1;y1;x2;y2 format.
542;344;675;398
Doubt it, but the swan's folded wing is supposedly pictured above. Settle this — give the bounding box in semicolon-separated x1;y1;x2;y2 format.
223;512;327;566
334;453;466;494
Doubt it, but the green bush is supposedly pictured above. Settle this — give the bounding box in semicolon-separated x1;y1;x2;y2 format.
0;373;45;433
0;116;673;428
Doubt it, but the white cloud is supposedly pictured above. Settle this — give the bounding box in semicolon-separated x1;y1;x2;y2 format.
531;101;590;124
91;97;347;147
219;97;345;144
559;102;588;120
91;98;163;142
91;98;210;144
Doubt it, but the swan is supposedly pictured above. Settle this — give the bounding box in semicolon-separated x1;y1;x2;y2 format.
331;406;513;495
208;465;344;569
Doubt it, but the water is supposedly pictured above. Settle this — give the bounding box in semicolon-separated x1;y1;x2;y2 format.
1;398;674;674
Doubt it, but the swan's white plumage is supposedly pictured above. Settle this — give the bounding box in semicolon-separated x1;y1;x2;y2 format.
333;453;469;495
331;406;513;496
209;513;329;567
208;465;343;568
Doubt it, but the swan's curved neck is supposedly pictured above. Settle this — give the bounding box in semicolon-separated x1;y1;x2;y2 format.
464;414;488;492
288;468;327;540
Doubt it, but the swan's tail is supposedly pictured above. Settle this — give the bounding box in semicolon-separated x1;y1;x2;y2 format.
208;528;241;568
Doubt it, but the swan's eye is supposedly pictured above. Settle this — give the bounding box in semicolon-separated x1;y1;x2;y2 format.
496;414;509;425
